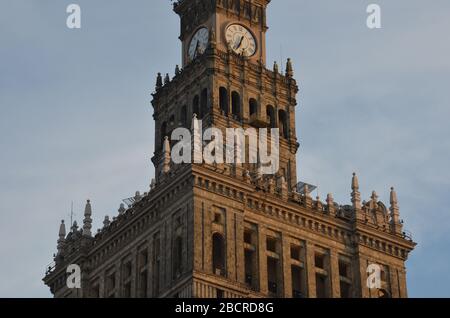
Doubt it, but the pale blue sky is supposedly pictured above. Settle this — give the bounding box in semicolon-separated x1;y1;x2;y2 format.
0;0;449;297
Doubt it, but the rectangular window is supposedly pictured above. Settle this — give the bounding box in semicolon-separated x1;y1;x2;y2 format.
266;237;277;253
267;257;279;296
123;261;132;278
106;273;116;296
339;261;349;278
123;282;131;298
290;245;301;261
244;230;253;245
340;281;351;298
245;249;258;290
140;270;148;298
315;253;325;269
315;273;329;298
291;265;304;298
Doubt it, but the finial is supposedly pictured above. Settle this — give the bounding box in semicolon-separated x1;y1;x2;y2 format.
326;193;334;205
352;172;359;190
273;61;279;74
351;172;362;211
164;73;170;84
371;191;378;202
390;187;398;206
82;199;92;237
150;178;156;190
285;58;294;78
57;220;66;255
389;187;402;235
59;220;66;237
103;215;110;228
304;184;310;196
156;72;163;89
326;193;336;214
71;220;78;232
118;203;126;215
175;65;180;76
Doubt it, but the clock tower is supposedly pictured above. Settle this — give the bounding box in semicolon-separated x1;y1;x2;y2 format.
44;1;415;299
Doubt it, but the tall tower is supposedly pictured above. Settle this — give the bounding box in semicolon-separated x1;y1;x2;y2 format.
43;1;415;298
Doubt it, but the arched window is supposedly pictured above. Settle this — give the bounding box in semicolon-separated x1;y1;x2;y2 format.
231;91;241;120
249;98;258;117
219;87;229;115
180;105;187;127
200;88;208;119
212;233;226;276
172;236;183;279
278;109;288;139
193;95;200;118
267;105;276;128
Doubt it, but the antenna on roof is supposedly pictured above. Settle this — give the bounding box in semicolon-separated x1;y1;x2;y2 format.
69;201;76;226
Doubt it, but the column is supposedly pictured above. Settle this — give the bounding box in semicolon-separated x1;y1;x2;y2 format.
305;241;316;298
330;250;341;298
258;225;268;294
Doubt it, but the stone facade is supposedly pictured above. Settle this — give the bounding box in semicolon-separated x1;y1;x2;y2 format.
43;0;416;298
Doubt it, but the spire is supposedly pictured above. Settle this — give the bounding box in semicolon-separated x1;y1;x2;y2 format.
57;220;66;255
162;136;171;174
155;72;163;90
285;58;294;78
164;73;170;85
82;199;92;237
390;187;403;235
175;65;180;76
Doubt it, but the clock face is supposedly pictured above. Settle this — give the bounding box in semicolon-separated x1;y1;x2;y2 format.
225;24;257;57
188;27;209;60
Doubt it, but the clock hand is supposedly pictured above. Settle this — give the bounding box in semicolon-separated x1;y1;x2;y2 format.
234;36;244;50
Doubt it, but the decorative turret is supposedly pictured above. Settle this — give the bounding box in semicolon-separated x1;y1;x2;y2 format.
390;187;403;235
82;200;92;237
56;220;66;255
164;73;170;85
175;65;181;76
285;58;294;78
351;173;364;222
